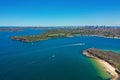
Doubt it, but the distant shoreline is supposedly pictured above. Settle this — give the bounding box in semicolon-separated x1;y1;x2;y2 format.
83;51;119;80
12;34;120;43
11;27;120;42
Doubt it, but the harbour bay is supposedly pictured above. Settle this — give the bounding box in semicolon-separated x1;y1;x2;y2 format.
0;29;120;80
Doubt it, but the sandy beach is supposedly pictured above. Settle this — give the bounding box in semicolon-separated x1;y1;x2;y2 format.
83;51;119;80
97;59;119;80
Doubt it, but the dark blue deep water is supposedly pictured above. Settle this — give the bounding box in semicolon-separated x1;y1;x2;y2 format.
0;28;120;80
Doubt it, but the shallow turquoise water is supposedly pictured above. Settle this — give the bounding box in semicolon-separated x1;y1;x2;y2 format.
0;29;120;80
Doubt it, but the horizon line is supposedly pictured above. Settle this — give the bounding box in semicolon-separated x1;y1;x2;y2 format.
0;25;120;27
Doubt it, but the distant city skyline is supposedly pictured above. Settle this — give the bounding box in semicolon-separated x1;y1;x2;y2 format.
0;0;120;26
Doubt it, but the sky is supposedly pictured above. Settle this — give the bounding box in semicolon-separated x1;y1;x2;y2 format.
0;0;120;26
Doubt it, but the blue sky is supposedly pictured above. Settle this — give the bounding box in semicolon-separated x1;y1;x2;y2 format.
0;0;120;26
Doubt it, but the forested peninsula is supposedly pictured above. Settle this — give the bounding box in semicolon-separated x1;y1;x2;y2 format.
12;27;120;42
83;48;120;80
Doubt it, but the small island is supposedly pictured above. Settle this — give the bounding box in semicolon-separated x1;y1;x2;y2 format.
83;48;120;80
12;27;120;42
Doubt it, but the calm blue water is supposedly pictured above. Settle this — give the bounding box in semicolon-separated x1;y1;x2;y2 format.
0;29;120;80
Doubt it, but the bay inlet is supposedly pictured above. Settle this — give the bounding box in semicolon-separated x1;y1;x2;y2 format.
0;29;120;80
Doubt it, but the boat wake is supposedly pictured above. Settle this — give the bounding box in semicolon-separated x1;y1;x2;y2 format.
56;43;85;48
39;43;85;51
70;43;85;46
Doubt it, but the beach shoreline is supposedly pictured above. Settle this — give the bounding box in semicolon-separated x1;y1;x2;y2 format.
83;51;119;80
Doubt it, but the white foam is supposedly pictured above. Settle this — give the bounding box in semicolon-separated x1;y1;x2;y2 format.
71;43;85;46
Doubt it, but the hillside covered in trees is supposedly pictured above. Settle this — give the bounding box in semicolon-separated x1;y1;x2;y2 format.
12;26;120;42
84;48;120;73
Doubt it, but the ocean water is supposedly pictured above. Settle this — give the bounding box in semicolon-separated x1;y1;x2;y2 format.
0;29;120;80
